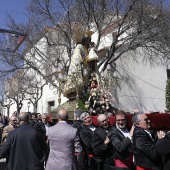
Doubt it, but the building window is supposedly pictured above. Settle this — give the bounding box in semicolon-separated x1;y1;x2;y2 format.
48;101;55;112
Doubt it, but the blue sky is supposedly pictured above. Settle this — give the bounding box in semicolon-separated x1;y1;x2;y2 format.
0;0;170;30
0;0;29;29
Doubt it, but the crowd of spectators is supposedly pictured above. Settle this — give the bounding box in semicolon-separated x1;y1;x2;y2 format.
0;110;170;170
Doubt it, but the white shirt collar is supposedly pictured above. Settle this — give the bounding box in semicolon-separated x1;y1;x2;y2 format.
116;124;130;137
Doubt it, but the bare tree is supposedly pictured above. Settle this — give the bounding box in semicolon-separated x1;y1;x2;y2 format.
0;0;170;90
4;71;27;114
3;68;47;113
0;77;14;116
22;72;47;112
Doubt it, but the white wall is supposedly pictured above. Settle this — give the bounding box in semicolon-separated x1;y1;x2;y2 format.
114;50;167;112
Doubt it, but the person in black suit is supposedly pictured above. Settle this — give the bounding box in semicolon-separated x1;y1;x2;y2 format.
92;114;115;170
72;110;84;170
0;112;47;170
108;110;135;170
79;112;98;170
132;112;163;170
155;130;169;170
34;113;51;138
34;113;51;165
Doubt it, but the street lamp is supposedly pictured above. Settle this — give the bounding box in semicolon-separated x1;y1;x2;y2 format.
27;101;31;112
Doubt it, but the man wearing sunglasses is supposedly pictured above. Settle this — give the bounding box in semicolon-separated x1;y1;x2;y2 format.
132;112;163;170
108;110;135;170
2;116;17;142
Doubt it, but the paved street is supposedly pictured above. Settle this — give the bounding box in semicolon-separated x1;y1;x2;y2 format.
0;158;6;170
